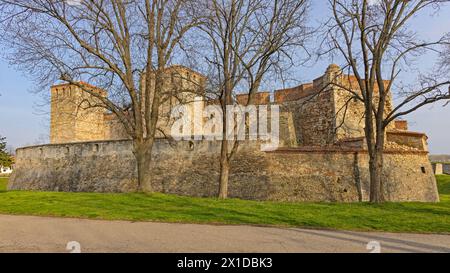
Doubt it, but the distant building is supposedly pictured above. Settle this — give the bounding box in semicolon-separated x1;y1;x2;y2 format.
430;155;450;162
432;163;450;175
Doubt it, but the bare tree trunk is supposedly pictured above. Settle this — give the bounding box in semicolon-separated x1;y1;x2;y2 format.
202;0;309;200
369;127;385;203
133;139;154;192
328;0;450;203
218;79;231;199
369;154;381;203
218;138;230;199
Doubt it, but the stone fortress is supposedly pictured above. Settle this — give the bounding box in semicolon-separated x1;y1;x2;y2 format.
49;65;207;143
9;64;440;202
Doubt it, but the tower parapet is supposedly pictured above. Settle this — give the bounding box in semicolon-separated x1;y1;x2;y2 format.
50;82;107;144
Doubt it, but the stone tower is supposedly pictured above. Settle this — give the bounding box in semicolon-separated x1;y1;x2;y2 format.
275;64;396;147
50;82;107;144
329;64;395;142
140;65;207;138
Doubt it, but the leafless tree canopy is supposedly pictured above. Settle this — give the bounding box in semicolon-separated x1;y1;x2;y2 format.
0;0;204;190
325;0;450;121
196;0;310;198
199;0;310;100
323;0;450;202
442;34;450;72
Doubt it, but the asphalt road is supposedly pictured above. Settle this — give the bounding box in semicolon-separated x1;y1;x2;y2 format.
0;214;449;253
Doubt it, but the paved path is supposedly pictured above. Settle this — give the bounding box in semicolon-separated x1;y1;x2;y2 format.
0;214;449;253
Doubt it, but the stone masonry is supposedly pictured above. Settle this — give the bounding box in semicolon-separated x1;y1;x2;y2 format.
9;140;439;202
50;66;206;144
50;82;107;144
9;64;440;202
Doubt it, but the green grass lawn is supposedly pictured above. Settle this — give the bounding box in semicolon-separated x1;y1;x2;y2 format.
0;177;8;191
0;176;449;233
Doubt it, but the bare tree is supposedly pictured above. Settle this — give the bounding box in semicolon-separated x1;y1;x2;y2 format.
199;0;310;199
442;36;450;70
0;0;202;191
325;0;450;203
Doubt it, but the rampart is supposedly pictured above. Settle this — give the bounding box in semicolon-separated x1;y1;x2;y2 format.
9;139;439;202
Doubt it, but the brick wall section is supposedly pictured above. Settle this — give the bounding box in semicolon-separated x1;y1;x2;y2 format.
236;92;271;105
274;83;315;103
394;120;408;131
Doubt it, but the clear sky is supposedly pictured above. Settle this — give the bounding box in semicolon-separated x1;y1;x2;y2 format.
0;1;449;154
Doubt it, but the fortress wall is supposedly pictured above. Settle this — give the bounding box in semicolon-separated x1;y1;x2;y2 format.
8;140;439;202
386;131;428;151
333;88;367;140
356;151;439;202
280;91;336;147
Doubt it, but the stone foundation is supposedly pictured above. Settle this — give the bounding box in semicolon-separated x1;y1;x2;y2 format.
9;140;439;202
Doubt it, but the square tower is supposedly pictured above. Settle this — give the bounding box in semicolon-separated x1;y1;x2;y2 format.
274;64;396;147
140;65;207;138
327;65;395;142
50;82;107;144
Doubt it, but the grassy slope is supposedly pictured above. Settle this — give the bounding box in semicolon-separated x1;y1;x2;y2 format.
0;176;449;233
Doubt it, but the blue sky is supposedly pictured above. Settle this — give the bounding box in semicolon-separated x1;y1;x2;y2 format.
0;1;449;154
